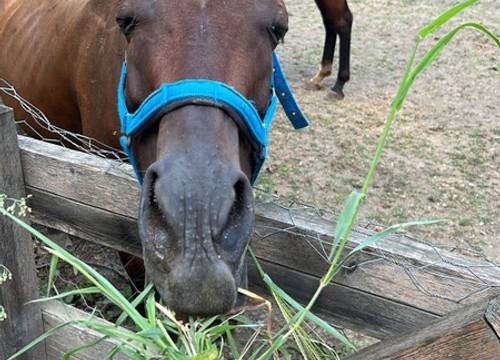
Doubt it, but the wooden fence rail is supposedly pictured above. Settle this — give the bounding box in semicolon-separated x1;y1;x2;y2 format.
40;296;500;360
41;302;128;360
345;294;500;360
18;134;500;339
1;103;499;359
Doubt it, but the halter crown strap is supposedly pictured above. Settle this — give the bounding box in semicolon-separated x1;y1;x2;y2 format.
272;52;308;129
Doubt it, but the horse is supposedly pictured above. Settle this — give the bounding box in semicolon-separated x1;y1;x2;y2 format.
311;0;352;99
0;0;308;316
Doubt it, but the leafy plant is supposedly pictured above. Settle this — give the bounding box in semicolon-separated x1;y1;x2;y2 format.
0;194;31;322
1;204;264;360
0;264;12;322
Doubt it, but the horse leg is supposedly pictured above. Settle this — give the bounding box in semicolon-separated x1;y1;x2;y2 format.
310;21;337;89
331;6;352;99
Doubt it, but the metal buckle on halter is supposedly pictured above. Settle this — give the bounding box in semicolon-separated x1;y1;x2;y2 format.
117;51;309;185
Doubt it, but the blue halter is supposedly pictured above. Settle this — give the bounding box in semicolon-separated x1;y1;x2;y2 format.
117;52;309;184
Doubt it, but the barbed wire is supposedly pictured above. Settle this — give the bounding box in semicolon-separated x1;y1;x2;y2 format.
0;79;128;162
2;82;499;338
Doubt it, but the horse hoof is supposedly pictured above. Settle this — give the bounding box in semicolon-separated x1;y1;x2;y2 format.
306;79;322;90
327;89;345;100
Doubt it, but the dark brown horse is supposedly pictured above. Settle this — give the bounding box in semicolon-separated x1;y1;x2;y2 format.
0;0;290;315
311;0;352;99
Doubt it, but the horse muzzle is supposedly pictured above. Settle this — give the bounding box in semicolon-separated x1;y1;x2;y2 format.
138;150;254;315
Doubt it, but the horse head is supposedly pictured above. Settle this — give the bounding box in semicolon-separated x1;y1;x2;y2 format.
115;0;290;315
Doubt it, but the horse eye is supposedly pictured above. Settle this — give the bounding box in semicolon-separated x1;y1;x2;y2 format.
116;15;138;38
269;24;288;46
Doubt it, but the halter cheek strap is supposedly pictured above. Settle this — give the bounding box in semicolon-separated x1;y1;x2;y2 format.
117;51;308;184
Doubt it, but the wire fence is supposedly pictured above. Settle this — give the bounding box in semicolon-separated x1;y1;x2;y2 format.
251;188;500;304
2;82;499;345
1;79;128;162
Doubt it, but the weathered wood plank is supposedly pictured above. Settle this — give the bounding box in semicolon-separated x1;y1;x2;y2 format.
27;187;142;257
27;187;436;339
248;259;438;339
18;136;140;218
485;296;500;338
345;294;500;360
17;135;500;338
42;301;129;360
0;107;45;360
252;202;498;316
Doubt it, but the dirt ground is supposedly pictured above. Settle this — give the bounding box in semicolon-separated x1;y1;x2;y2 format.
257;0;499;261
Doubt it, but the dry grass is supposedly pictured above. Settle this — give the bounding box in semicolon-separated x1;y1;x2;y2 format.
258;0;499;260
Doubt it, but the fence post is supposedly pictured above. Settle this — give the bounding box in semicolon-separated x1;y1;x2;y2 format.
0;105;45;360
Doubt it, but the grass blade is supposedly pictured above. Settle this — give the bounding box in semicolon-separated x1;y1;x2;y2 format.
249;249;355;351
347;219;444;257
0;208;150;330
46;254;58;296
146;291;156;326
7;320;88;360
418;0;478;39
115;282;155;326
104;343;145;360
157;319;179;350
225;328;241;359
84;283;157;359
62;338;108;360
28;287;101;304
86;321;159;349
191;347;219;360
395;22;499;110
263;273;355;350
329;191;365;260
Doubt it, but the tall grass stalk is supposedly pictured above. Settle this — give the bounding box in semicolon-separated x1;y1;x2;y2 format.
250;1;499;359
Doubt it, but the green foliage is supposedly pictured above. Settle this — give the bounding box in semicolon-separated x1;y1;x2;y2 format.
0;206;258;360
0;264;12;322
1;194;31;323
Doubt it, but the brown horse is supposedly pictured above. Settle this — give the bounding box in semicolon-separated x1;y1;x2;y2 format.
0;0;290;315
311;0;352;99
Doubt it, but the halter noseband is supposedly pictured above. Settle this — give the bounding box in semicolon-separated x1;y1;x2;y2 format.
117;52;308;184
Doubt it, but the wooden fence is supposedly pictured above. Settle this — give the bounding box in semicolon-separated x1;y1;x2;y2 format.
1;105;499;359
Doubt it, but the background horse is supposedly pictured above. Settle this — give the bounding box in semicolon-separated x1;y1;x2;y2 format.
312;0;352;99
0;0;290;315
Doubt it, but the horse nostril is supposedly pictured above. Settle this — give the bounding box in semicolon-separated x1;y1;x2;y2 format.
139;167;171;245
143;170;159;206
232;178;252;217
215;176;254;256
